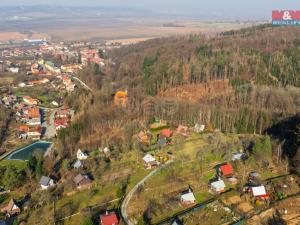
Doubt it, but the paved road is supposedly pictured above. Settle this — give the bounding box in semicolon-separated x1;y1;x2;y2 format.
42;108;58;139
72;76;93;93
121;161;173;225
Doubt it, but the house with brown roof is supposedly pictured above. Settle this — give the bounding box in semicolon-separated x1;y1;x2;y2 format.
176;125;189;136
27;107;40;119
73;174;92;190
137;131;151;145
0;199;21;217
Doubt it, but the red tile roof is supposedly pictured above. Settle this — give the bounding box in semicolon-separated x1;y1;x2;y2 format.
220;164;233;176
28;107;40;118
54;118;69;127
100;212;119;225
161;129;173;138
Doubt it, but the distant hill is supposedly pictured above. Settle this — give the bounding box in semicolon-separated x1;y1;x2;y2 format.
112;24;300;92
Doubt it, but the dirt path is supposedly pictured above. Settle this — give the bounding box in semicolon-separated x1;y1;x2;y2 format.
121;161;173;225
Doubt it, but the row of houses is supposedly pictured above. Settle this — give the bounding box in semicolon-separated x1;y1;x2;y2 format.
137;122;206;149
17;106;42;140
179;155;269;211
54;108;72;132
61;75;75;92
81;49;105;66
18;78;49;87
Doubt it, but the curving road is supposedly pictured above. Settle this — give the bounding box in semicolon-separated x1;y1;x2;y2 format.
72;76;93;93
121;161;173;225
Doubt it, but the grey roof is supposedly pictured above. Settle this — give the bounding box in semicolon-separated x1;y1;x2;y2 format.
73;174;91;185
40;176;51;186
171;217;183;225
157;138;167;146
73;160;83;169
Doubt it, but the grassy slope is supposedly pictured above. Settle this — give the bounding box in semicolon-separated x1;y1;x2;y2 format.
127;132;284;223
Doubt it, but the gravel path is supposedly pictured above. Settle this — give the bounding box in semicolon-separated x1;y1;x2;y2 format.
121;161;173;225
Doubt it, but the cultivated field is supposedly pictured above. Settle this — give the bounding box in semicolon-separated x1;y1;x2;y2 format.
0;19;252;42
0;32;48;42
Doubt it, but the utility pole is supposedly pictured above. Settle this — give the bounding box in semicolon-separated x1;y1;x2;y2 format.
53;198;56;225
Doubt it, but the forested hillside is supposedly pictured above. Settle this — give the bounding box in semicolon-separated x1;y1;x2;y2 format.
60;25;300;167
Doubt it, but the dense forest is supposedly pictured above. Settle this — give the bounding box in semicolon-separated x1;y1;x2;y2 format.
60;24;300;172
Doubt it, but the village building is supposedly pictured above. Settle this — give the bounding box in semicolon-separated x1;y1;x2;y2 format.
176;125;189;136
61;64;82;73
180;188;196;206
54;118;69;130
40;176;55;190
27;107;40;119
73;174;92;190
66;83;76;92
143;154;159;170
77;149;88;160
51;97;63;107
8;67;19;73
0;199;21;217
55;109;70;118
114;91;127;107
19;125;41;139
73;160;83;169
27;126;42;140
194;123;205;133
51;101;59;107
210;180;226;194
149;119;167;130
23;96;38;105
137;131;151;145
99;211;119;225
232;152;246;161
161;129;173;138
251;186;269;199
103;147;111;155
28;78;49;86
157;138;168;147
28;118;41;126
170;217;183;225
218;163;234;177
18;82;27;87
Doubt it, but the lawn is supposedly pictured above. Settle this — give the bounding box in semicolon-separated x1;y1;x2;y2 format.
126;132;284;224
26;150;150;224
0;159;28;172
13;85;64;108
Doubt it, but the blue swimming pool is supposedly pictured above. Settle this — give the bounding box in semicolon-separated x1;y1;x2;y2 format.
7;141;52;160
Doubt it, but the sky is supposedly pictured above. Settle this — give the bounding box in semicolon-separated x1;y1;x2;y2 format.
2;0;300;19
